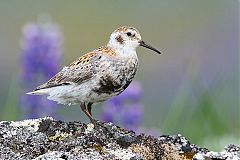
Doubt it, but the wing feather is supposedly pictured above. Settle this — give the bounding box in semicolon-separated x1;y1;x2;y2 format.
34;51;101;90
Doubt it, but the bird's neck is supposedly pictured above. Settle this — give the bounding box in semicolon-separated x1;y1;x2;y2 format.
107;43;138;59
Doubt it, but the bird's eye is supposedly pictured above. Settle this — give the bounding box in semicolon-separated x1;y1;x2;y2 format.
126;32;132;37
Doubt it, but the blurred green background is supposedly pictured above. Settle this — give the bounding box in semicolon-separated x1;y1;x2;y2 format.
0;0;239;150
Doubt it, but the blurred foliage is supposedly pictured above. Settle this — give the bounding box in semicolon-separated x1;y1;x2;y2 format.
20;16;63;118
162;76;239;150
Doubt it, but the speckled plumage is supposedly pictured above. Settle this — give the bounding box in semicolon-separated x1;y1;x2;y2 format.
27;26;161;124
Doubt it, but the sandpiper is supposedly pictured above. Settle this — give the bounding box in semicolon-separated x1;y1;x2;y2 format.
27;26;161;125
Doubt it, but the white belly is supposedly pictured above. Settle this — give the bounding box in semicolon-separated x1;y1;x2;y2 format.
46;79;118;105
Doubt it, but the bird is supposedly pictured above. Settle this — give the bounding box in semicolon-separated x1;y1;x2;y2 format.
27;26;161;126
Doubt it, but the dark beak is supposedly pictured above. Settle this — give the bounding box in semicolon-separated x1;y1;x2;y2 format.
139;40;161;54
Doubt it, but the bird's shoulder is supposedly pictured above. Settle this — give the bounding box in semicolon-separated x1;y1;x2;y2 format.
95;46;117;57
69;51;99;67
69;46;117;67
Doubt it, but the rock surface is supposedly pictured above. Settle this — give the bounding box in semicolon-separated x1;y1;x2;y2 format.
0;117;239;160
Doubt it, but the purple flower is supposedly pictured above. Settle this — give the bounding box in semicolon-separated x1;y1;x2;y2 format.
100;81;144;131
20;16;63;118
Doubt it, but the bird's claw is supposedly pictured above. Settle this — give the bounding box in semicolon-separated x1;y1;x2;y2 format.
90;119;112;134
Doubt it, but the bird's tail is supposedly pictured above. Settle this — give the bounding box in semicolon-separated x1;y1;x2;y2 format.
26;88;50;95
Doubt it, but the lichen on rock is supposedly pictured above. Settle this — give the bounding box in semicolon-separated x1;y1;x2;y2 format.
0;117;239;160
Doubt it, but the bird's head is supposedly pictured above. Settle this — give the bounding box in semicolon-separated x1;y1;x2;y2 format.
108;26;161;54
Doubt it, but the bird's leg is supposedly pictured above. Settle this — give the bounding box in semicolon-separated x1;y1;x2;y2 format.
80;102;96;125
87;103;93;116
80;102;110;132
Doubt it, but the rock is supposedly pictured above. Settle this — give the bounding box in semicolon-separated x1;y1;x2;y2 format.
0;117;239;160
193;144;240;160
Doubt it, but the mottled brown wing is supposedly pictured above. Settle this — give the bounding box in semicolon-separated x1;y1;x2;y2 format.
35;51;101;90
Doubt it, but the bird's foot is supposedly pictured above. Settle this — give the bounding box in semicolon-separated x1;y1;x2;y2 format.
90;118;104;129
89;119;112;135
